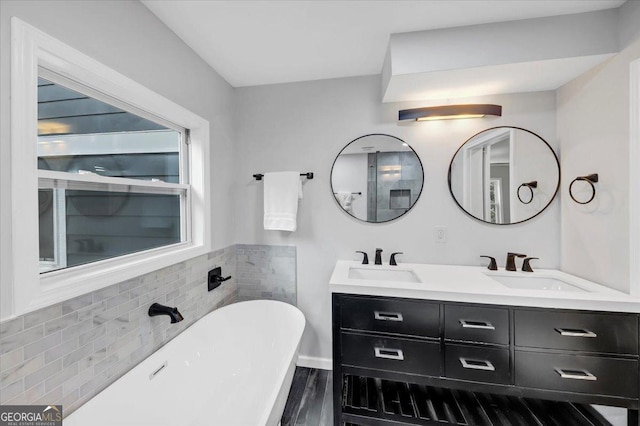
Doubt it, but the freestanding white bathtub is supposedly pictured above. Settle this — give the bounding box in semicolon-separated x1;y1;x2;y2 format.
65;300;305;426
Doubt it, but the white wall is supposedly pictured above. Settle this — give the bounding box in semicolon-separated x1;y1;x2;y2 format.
234;77;559;361
0;0;236;316
557;1;640;293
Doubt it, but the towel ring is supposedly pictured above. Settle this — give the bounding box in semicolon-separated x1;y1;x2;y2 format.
517;181;538;204
569;173;598;204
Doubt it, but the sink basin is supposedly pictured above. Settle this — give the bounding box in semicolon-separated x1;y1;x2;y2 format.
487;274;588;292
348;267;422;283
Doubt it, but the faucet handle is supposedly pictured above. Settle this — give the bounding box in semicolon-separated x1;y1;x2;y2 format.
522;257;539;272
480;255;498;271
390;252;403;266
356;251;369;265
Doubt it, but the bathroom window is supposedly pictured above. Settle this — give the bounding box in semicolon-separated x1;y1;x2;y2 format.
37;74;186;273
7;19;210;318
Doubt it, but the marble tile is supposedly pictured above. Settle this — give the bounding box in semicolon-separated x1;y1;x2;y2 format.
0;348;24;372
0;317;24;339
24;359;62;390
23;332;62;360
23;305;63;329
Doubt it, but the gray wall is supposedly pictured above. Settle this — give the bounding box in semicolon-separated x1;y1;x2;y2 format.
557;0;640;293
234;78;558;362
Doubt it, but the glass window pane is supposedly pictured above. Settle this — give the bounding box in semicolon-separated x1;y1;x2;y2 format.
39;189;55;261
37;77;181;183
38;188;182;274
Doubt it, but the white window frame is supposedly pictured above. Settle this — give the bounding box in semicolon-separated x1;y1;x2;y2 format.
6;18;211;319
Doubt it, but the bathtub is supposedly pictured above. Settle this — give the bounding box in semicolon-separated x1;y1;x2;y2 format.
65;300;305;426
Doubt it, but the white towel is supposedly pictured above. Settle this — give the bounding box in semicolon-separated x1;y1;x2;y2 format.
263;172;302;231
334;192;353;213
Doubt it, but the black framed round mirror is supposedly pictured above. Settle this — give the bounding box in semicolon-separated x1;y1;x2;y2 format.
448;127;560;225
331;134;424;223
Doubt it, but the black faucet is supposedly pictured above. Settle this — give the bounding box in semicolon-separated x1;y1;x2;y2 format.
356;251;369;265
389;252;403;266
148;303;184;323
505;252;526;271
374;248;383;265
480;256;498;271
522;257;539;272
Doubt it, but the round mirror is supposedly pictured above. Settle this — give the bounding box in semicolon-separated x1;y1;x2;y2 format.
331;134;424;223
448;127;560;225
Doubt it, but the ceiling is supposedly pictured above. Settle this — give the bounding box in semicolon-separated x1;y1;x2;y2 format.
142;0;626;88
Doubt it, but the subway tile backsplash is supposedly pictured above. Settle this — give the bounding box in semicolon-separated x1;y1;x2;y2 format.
0;243;296;415
0;246;237;414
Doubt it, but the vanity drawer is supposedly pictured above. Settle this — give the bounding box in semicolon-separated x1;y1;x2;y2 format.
340;296;439;338
445;343;510;385
515;351;639;398
514;310;639;355
341;332;441;377
445;305;509;345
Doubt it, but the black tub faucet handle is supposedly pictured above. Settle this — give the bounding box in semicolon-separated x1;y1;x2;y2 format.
390;252;403;266
522;257;539;272
480;256;497;271
356;251;369;265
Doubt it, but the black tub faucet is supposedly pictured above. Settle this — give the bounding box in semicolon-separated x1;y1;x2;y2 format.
356;251;369;264
506;252;526;271
148;303;184;323
375;248;383;265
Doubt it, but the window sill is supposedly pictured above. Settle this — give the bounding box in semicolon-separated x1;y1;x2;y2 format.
17;242;208;317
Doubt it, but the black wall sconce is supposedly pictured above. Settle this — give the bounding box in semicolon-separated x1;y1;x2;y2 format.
569;173;599;204
517;181;538;204
398;104;502;122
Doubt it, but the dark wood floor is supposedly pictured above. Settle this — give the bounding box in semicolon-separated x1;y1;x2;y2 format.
281;367;333;426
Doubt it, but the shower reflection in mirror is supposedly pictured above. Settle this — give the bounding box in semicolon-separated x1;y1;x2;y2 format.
331;134;424;223
448;127;560;225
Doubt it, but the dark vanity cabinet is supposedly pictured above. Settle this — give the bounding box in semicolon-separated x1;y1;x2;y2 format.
332;293;640;426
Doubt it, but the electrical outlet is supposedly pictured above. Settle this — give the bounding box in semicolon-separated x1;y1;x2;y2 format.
435;227;447;243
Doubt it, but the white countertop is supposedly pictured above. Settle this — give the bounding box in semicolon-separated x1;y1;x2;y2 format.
329;260;640;313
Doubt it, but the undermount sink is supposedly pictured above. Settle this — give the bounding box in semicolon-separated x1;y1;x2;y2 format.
486;274;589;292
348;267;422;283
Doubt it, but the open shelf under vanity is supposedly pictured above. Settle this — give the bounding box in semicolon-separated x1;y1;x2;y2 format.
341;374;612;425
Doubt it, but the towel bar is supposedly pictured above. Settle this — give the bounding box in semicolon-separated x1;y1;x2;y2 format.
253;172;313;181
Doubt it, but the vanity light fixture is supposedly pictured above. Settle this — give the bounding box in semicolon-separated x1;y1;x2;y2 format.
398;104;502;122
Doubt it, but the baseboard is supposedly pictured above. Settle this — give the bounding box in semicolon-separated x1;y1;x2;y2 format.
297;354;332;370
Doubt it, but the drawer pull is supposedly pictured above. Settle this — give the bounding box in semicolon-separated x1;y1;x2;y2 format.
555;368;597;381
374;347;404;361
374;311;404;322
460;319;495;330
460;357;495;371
554;328;597;338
